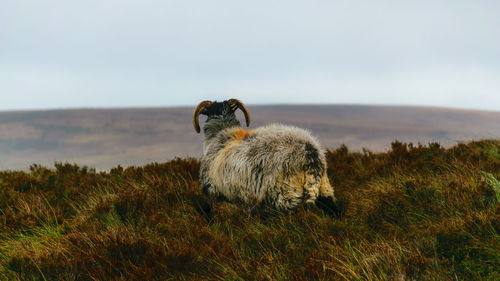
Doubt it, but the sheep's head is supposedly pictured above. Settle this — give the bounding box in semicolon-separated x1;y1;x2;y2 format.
193;99;250;133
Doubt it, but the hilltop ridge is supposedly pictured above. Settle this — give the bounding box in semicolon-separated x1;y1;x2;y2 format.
1;105;499;170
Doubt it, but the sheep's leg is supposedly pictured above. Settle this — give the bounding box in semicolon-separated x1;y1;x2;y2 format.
202;183;229;202
316;196;341;218
316;174;341;218
273;185;302;212
303;173;321;203
201;183;212;196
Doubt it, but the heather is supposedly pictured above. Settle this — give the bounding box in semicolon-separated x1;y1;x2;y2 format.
0;140;499;280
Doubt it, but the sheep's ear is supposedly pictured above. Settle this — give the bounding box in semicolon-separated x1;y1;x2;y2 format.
228;99;250;127
193;101;213;133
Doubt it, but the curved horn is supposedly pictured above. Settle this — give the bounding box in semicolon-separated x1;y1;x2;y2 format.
193;100;213;133
228;98;250;127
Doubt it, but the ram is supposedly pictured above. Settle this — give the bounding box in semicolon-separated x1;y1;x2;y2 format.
193;99;340;216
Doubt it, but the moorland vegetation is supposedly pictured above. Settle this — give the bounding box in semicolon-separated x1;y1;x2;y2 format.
0;140;499;280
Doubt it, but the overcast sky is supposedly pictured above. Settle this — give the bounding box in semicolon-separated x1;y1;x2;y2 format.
1;1;499;111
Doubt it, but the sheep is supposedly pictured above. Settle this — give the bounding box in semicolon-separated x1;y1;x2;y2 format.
193;99;340;217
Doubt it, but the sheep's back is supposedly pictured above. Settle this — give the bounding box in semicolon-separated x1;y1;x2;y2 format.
204;124;326;203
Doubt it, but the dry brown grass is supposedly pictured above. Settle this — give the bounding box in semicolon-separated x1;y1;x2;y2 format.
0;140;499;280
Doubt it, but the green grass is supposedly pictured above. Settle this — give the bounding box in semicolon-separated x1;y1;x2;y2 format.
0;140;499;280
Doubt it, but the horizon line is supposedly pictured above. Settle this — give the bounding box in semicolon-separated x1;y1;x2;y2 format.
0;102;499;114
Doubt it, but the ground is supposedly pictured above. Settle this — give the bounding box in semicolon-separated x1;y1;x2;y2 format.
0;139;499;280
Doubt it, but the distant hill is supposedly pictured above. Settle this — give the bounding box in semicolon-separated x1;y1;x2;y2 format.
0;105;499;170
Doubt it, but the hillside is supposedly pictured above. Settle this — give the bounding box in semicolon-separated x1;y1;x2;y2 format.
0;139;499;280
1;105;499;170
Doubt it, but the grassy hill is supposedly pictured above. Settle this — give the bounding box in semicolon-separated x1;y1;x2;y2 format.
0;139;499;280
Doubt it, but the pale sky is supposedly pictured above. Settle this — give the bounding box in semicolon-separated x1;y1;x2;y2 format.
1;0;499;111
